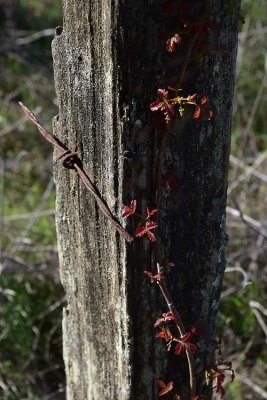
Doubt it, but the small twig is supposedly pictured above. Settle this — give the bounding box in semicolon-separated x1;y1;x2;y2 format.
3;209;55;222
235;373;267;399
16;28;55;46
226;205;267;239
225;265;250;288
249;302;267;339
0;106;41;138
31;296;66;322
249;300;267;317
18;102;134;243
229;153;267;187
156;263;196;399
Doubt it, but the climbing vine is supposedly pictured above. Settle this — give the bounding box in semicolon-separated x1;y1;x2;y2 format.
121;1;235;399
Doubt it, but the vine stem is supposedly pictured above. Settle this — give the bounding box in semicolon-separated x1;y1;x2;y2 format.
156;263;196;399
152;30;202;400
154;31;200;209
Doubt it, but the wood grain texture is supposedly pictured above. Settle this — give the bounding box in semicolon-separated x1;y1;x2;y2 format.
52;1;240;399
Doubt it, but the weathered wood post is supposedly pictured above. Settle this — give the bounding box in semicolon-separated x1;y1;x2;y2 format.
52;1;240;398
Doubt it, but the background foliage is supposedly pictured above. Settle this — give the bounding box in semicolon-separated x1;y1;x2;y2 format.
0;0;266;399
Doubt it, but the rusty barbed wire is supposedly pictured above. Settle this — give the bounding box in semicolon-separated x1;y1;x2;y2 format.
18;102;134;243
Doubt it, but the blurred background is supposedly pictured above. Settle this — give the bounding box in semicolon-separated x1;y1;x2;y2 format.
0;1;266;399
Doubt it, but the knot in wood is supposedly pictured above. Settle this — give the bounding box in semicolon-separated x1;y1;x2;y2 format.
60;150;79;169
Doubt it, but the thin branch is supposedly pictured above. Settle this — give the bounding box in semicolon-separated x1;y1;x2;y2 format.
0;106;41;138
226;206;267;238
235;373;267;399
229;153;267;186
3;209;55;222
249;302;267;339
16;28;55;45
224;265;250;288
238;26;267;40
249;300;267;318
31;296;66;322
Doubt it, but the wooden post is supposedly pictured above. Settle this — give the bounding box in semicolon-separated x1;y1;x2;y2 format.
52;1;240;398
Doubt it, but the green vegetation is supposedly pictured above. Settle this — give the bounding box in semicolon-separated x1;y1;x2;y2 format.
0;275;64;399
0;1;64;399
219;2;267;399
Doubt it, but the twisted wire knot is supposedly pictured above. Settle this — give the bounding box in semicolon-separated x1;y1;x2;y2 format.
58;150;79;169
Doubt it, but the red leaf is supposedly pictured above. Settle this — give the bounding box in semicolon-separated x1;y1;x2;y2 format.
135;226;146;237
174;342;183;356
146;230;157;241
154;312;175;327
150;89;174;124
155;331;166;339
164;312;175;322
150;101;165;112
193;105;201;119
122;200;137;218
155;327;172;341
187;93;197;101
158;88;168;99
186;342;197;352
146;207;158;219
157;380;166;389
200;96;207;105
144;270;164;283
174;331;197;356
210;371;225;396
135;221;158;241
157;380;174;396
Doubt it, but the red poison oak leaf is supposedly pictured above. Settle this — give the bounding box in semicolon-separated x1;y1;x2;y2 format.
206;361;234;398
144;270;165;283
158;88;168;98
150;89;174;124
146;207;158;219
187;93;197;101
135;221;158;241
155;327;172;343
154;312;175;328
210;371;225;397
157;380;174;397
122;200;137;218
174;331;197;356
193;105;201;119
